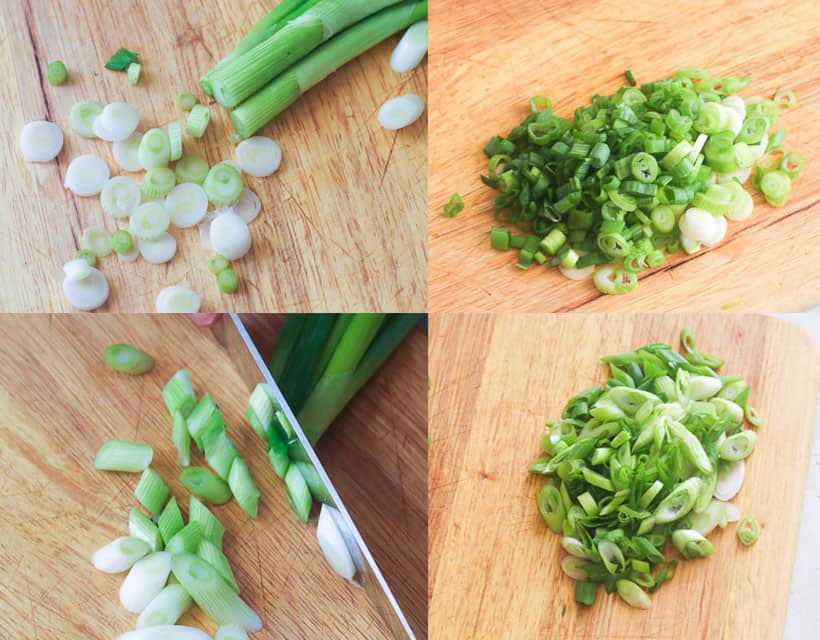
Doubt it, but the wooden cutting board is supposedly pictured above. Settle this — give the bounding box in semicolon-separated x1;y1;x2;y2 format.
0;0;427;312
428;0;820;312
0;314;425;639
429;313;819;639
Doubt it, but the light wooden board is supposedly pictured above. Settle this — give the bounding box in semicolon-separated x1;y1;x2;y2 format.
428;0;820;312
429;313;819;639
242;314;429;638
0;0;427;312
0;314;425;638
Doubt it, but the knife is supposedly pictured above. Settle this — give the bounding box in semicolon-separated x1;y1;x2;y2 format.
212;313;416;640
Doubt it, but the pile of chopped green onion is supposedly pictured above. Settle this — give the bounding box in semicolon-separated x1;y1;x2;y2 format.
481;68;805;294
530;329;761;609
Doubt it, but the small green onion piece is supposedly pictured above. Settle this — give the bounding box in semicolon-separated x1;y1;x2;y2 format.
672;529;713;559
163;370;197;418
654;477;700;523
175;155;210;185
218;268;239;294
228;458;261;519
539;229;566;255
538;484;565;532
616;579;651;609
177;92;197;111
138;128;171;170
779;152;804;179
165;522;204;555
202;428;239;480
129;507;164;551
575;581;597;606
94;440;153;472
198;540;240;593
291;461;334;505
172;410;192;466
136;584;193;629
157;497;185;545
103;343;154;375
624;69;636;86
189;496;225;547
92;536;151;573
285;465;312;523
143;167;177;199
737;515;761;546
171;553;262;632
105;48;139;71
529;95;552;113
268;439;290;479
443;193;464;218
745;405;763;428
47;60;67;86
127;62;141;85
203;163;244;207
773;88;797;109
167;121;183;162
135;467;170;514
181;467;232;504
719;431;757;461
186;104;211;138
187;394;225;451
490;227;511;251
75;249;97;267
111;230;135;255
208;254;231;275
247;383;275;438
70;100;103;138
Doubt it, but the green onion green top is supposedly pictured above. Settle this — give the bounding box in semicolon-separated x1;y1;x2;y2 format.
103;343;154;375
105;48;140;71
47;60;67;86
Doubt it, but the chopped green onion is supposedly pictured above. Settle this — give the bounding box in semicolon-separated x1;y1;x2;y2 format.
719;431;757;461
215;625;250;640
163;370;197;418
285;464;312;523
443;194;464;218
779;152;804;179
138;128;171;170
672;529;714;559
143;167;177;199
189;496;225;547
157;497;185;545
129;507;164;551
111;230;135;255
127;62;142;85
165;522;204;555
187;394;225;451
773;88;797;109
69;100;103;138
120;551;172;613
575;581;597;605
181;467;232;504
198;540;240;592
167;121;183;162
624;69;636;86
175;155;210;185
94;440;153;472
105;47;139;71
291;460;333;505
136;584;193;628
135;468;170;514
92;536;150;573
74;249;96;267
185;104;210;138
737;515;761;546
103;343;154;375
204;163;244;207
616;579;651;609
177;92;197;111
228;458;260;518
267;439;290;479
208;254;231;276
81;225;112;257
218;268;239;294
202;428;239;480
47;60;67;86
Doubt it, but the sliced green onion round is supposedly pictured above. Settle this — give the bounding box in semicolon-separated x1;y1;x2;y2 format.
139;233;178;264
112;230;135;254
176;155;210;185
130;202;171;240
210;211;251;260
139;128;171;170
65;154;110;196
378;94;425;130
390;20;428;73
143;167;177;199
737;515;761;546
94;439;153;472
47;60;67;85
678;207;717;243
204;163;244;207
235;136;281;177
719;431;757;461
177;92;197;111
127;62;142;84
113;132;145;172
593;266;637;295
168;121;183;162
93;536;151;573
166;183;208;228
63;266;109;310
82;225;113;257
100;102;140;141
186;104;211;138
20;120;64;162
218;268;239;294
156;286;201;313
616;579;651;609
69;100;103;138
101;176;142;218
672;529;714;559
104;344;154;375
759;170;791;207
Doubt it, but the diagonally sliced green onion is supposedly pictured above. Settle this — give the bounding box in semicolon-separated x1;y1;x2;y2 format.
104;343;154;375
248;383;276;438
616;579;651;609
173;411;192;467
737;515;760;546
267;438;291;479
165;522;204;555
120;551;172;613
285;464;312;523
443;194;464;218
163;370;197;418
95;440;153;472
136;584;193;628
135;468;170;515
189;496;225;547
672;529;714;559
93;536;150;573
228;458;260;519
719;431;757;461
130;507;164;551
291;461;333;505
215;625;250;640
171;553;262;631
203;428;240;480
198;540;240;593
181;467;233;505
158;497;185;545
143;167;177;199
187;394;225;451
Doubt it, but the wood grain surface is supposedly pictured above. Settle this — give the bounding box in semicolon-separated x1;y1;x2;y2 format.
428;313;819;639
428;0;820;313
0;0;427;313
0;314;424;639
242;314;429;638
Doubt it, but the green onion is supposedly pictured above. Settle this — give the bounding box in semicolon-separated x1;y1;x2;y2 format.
189;496;225;547
171;553;262;631
215;625;250;640
228;458;261;518
203;428;240;480
136;584;193;628
181;467;232;504
166;522;204;555
218;268;239;294
186;104;210;138
103;343;154;375
203;163;243;207
719;431;757;461
284;465;312;522
737;515;760;546
94;440;153;472
267;438;291;479
208;255;231;275
129;506;164;551
138;128;171;170
773;88;797;109
135;468;170;514
92;536;150;573
175;155;210;185
443;194;464;218
291;460;333;505
163;370;197;418
247;383;276;438
779;152;804;179
143;168;177;199
157;497;185;545
575;581;597;605
624;69;636;86
198;540;240;593
187;394;225;450
47;60;67;86
671;529;713;559
105;48;139;71
177;92;197;111
172;410;192;466
120;551;172;613
74;249;97;267
167;121;183;162
616;579;651;609
127;62;142;84
111;230;135;255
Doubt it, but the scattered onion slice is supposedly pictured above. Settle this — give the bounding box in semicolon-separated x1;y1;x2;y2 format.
118;236;140;263
99;101;139;141
65;154;110;196
233;189;261;224
82;225;113;257
120;552;172;613
714;460;745;501
20;120;64;162
317;504;355;581
701;214;727;247
114;132;144;172
236;136;282;177
390;21;428;73
378;94;425;130
210;210;251;260
101;176;142;218
92;537;151;574
63;266;109;310
678;208;717;244
722;95;746;119
139;233;177;264
130;202;170;240
559;264;595;280
93;115;118;142
680;234;701;255
166;183;209;228
63;258;92;282
69;100;103;138
156;286;201;313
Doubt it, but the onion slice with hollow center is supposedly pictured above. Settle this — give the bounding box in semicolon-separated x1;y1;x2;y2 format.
156;286;201;313
139;233;177;264
236;137;281;177
166;183;209;228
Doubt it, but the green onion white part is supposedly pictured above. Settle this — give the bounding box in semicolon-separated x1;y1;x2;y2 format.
130;202;171;240
678;208;717;244
724;502;741;522
139;128;171;170
136;584;193;628
616;579;651;609
166;183;209;228
94;440;153;472
168;121;183;162
175;155;210;185
235;136;281;177
210;211;251;260
377;94;425;130
156;286;201;313
99;102;140;141
20;120;63;162
143;168;178;199
130;507;164;551
232;189;261;224
390;20;428;73
120;551;173;613
714;460;745;500
228;458;260;518
93;114;118;142
118;236;140;263
114;132;145;172
189;496;225;546
215;624;249;640
689;500;728;536
127;62;142;84
186;104;211;138
559;263;595;281
139;233;178;264
81;226;113;257
69;100;103;138
92;536;151;573
63;266;109;310
65;154;110;196
722;95;746;117
198;540;239;592
317;504;355;581
101;176;142;218
63;258;92;282
116;627;211;640
326;505;365;572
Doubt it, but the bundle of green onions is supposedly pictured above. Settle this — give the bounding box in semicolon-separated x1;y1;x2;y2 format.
200;0;428;139
244;313;418;522
530;329;761;609
482;68;804;294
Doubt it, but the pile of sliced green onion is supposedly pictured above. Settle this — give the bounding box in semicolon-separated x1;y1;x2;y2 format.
530;328;761;609
482;68;805;294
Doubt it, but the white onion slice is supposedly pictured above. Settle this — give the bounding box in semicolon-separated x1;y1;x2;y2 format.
678;207;717;243
114;132;144;172
233;189;261;224
139;233;177;264
100;101;139;141
156;286;201;313
93;115;117;142
215;624;249;640
390;21;428;73
20;120;63;162
559;263;595;280
65;154;110;196
120;552;172;613
93;537;151;574
723;502;741;523
130;202;171;240
210;210;251;260
82;225;113;256
378;94;425;130
722;95;746;119
118;236;140;262
63;258;92;282
63;267;109;310
101;176;142;218
117;627;212;640
701;214;727;247
236;137;281;177
166;183;209;227
317;504;356;581
714;460;745;501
